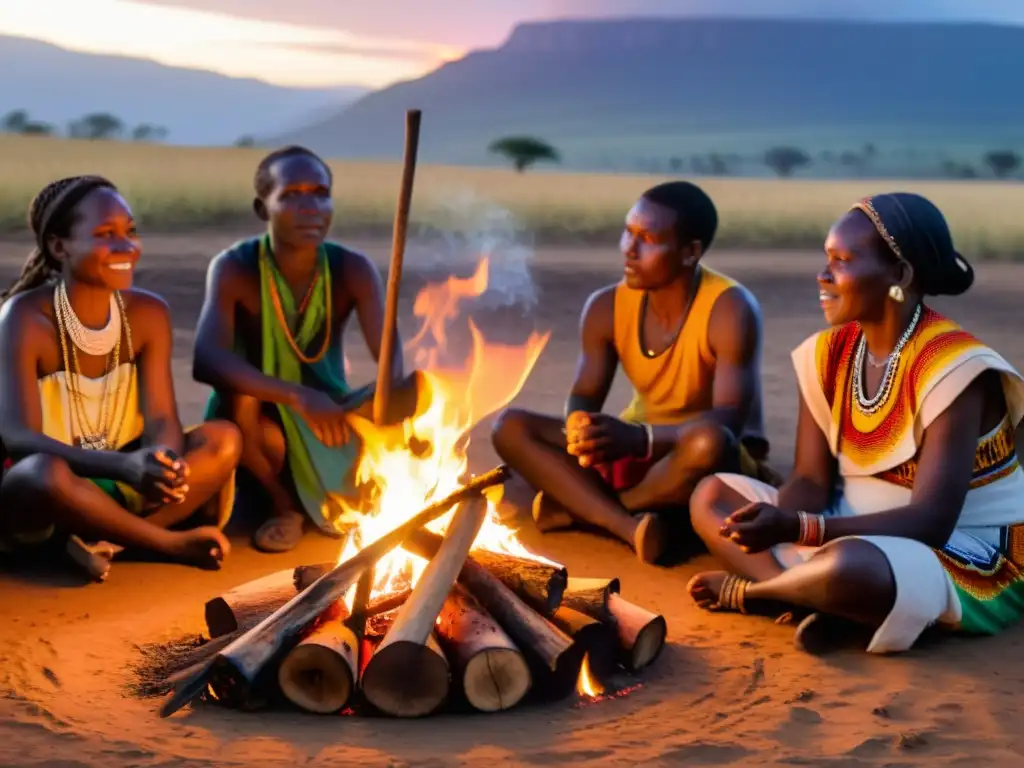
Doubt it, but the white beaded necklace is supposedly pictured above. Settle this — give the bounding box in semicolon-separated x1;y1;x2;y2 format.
852;303;922;416
54;281;121;357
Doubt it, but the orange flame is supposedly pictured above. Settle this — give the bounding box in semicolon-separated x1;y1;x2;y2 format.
334;256;554;601
576;654;605;698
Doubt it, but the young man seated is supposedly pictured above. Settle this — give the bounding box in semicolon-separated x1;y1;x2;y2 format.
193;146;420;553
491;180;778;564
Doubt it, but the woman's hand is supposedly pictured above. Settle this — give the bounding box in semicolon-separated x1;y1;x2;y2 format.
720;502;801;553
121;446;189;505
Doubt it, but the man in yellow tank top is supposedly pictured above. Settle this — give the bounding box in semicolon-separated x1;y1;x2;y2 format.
492;181;778;564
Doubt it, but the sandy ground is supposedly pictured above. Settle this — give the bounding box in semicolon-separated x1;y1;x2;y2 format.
3;233;1024;767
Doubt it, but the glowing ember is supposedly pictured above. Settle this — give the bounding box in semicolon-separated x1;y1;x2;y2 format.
334;256;553;603
576;654;605;698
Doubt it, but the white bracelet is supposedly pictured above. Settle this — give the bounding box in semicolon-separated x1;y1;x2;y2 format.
642;423;654;461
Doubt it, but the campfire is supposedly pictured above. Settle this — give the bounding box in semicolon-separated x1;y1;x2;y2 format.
143;113;667;719
144;247;667;718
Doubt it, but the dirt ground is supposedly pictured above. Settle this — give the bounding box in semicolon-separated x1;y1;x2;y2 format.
2;233;1024;767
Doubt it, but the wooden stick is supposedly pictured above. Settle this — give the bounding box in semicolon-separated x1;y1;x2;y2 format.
402;528;579;677
607;593;667;672
293;563;412;617
560;577;621;623
204;568;301;638
436;584;531;712
373;108;422;426
158;465;507;717
406;528;567;615
361;497;486;717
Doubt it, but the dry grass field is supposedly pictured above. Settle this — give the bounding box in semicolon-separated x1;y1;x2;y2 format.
3;134;1024;256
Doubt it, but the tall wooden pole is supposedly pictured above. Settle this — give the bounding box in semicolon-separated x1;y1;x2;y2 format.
373;108;422;426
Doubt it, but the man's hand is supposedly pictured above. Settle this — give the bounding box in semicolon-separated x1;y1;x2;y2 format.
293;389;351;447
719;502;801;553
565;411;647;468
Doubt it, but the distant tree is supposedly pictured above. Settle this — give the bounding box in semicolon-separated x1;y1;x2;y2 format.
2;109;29;133
940;159;978;179
984;150;1021;179
707;153;729;175
234;135;256;148
839;150;866;174
21;122;54;136
668;156;684;172
488;136;560;172
68;112;124;140
763;146;811;178
132;123;168;142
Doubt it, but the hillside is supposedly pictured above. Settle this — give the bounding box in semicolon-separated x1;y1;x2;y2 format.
279;17;1024;175
0;35;367;146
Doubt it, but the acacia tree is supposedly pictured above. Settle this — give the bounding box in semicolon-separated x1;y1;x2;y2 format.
763;146;812;178
984;150;1021;179
1;109;29;133
68;112;124;140
488;136;560;172
132;123;168;142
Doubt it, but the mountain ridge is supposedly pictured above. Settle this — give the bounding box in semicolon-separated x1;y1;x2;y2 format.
0;34;368;146
278;16;1024;175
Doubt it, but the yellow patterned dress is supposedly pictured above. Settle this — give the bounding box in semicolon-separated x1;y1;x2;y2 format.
713;308;1024;653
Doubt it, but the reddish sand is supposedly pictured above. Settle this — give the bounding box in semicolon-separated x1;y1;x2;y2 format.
2;235;1024;767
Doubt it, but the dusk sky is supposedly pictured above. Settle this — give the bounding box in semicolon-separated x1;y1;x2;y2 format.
1;0;1023;88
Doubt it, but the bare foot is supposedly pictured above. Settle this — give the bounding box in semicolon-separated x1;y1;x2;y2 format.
688;570;791;617
66;535;124;582
687;570;731;610
633;512;668;564
531;491;574;533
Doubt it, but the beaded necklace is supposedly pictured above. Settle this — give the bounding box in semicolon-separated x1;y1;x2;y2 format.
851;303;922;416
53;283;134;450
260;236;332;365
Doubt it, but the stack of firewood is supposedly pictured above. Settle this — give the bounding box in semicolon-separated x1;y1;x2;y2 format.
156;466;666;719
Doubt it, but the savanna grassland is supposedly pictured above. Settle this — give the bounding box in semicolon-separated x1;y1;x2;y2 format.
3;135;1024;256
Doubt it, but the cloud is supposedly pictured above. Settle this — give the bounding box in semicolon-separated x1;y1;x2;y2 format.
131;0;549;46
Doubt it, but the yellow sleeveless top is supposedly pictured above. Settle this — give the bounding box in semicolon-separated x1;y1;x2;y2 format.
38;363;144;450
614;266;765;443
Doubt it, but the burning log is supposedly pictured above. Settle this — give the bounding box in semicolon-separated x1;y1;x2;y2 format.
204;568;301;638
361;497;487;718
560;577;664;672
277;615;359;715
550;606;616;677
461;548;567;615
560;577;621;622
607;593;667;673
406;529;567;615
403;528;580;684
158;464;509;718
436;585;532;712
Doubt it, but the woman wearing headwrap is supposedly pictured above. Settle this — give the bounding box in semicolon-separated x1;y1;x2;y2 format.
0;175;242;580
685;192;1024;654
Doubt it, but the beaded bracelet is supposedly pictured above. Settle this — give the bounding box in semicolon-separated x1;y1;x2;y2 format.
796;510;825;547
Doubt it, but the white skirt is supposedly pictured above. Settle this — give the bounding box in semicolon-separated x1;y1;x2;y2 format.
714;473;962;653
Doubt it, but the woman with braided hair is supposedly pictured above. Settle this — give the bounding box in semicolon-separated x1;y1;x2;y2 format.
0;175;242;579
686;192;1024;654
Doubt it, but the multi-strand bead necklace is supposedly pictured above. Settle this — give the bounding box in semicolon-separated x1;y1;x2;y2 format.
53;281;134;451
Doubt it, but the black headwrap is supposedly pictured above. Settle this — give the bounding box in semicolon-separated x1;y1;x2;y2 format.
851;192;973;296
